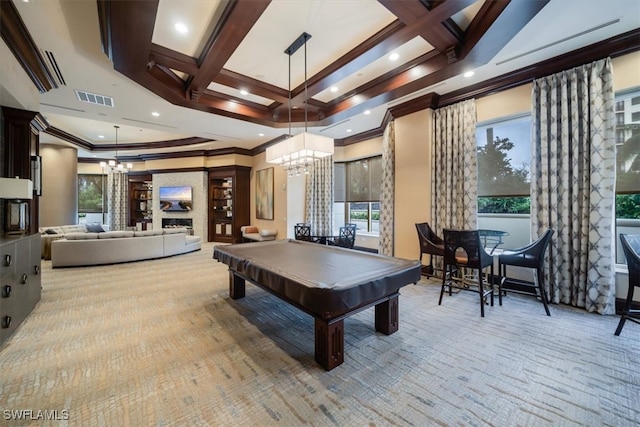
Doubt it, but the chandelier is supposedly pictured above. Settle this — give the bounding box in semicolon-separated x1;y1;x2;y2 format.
266;32;334;177
99;125;132;173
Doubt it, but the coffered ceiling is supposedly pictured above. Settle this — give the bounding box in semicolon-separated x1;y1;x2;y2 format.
2;0;639;161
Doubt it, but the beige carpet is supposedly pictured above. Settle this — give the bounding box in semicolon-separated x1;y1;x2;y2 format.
0;242;638;426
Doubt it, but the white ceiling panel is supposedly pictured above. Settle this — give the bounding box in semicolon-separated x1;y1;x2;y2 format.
223;0;397;89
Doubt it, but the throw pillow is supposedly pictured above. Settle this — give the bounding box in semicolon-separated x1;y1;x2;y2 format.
243;226;259;234
45;229;58;235
85;223;105;233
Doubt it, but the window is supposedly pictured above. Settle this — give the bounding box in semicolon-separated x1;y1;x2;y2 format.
615;89;640;264
334;156;382;234
78;174;107;224
476;115;531;214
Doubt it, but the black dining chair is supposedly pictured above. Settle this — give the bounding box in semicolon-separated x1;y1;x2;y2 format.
498;229;554;316
415;222;445;278
331;225;356;249
439;229;494;317
614;234;640;336
294;223;311;242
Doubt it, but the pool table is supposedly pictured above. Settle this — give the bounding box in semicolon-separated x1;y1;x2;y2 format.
213;239;422;370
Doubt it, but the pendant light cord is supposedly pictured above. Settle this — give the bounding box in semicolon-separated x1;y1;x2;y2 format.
304;39;308;132
288;55;291;137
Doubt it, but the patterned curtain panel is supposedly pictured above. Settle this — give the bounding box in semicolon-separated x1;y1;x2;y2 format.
107;173;128;231
531;57;615;314
379;121;395;256
431;99;478;234
305;156;334;236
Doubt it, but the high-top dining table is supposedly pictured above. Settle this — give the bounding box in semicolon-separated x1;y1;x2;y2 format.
478;229;509;254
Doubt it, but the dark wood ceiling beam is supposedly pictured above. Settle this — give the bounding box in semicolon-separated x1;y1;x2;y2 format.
319;0;542;122
287;20;409;104
146;65;191;102
202;89;272;113
461;0;549;64
195;92;279;127
186;0;271;96
149;44;198;76
377;0;475;50
148;64;187;92
102;0;158;74
322;53;452;122
1;0;57;93
214;68;290;105
288;1;477;107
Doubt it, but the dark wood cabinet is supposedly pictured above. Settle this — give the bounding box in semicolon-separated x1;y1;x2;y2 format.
1;106;42;234
208;166;250;244
0;234;41;345
128;174;153;230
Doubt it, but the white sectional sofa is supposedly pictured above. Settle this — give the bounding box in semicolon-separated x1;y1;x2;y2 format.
50;228;201;268
40;223;110;260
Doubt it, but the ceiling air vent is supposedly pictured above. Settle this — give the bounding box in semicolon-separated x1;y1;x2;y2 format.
74;90;114;107
44;50;66;86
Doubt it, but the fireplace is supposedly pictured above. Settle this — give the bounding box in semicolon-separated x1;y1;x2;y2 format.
162;218;193;228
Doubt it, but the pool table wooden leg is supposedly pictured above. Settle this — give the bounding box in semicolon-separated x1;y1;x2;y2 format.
314;318;344;371
229;272;245;299
375;294;399;335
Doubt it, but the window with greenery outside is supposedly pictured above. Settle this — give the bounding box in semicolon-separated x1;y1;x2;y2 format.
335;156;382;234
614;91;640;264
477;116;531;214
78;174;107;216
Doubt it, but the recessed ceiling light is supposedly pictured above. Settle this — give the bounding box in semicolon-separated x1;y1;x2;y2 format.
98;135;104;139
151;111;160;117
463;71;475;78
346;129;352;133
364;110;371;115
240;89;248;96
174;23;188;34
330;86;338;93
389;53;400;61
258;133;264;137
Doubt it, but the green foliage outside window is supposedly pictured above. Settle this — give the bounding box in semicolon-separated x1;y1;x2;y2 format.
478;197;530;214
350;211;380;221
617;194;640;219
78;175;106;213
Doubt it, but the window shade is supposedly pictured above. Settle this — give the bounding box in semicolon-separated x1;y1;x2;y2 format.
345;156;382;202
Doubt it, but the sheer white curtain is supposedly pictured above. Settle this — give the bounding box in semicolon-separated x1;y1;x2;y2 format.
107;173;128;231
431;99;478;235
379;121;395;256
305;156;334;236
531;57;616;314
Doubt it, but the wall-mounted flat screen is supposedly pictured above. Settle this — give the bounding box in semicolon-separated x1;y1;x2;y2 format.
159;186;193;211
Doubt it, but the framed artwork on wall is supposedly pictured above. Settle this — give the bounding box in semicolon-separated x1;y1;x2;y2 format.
256;167;274;220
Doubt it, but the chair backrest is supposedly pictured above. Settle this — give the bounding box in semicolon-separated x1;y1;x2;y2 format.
294;224;311;241
335;225;356;248
529;228;555;268
416;222;444;255
443;229;492;269
620;234;640;285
